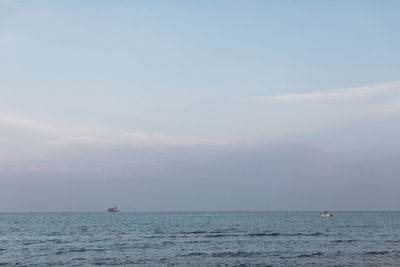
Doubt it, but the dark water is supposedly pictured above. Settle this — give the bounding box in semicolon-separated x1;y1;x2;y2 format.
1;212;400;266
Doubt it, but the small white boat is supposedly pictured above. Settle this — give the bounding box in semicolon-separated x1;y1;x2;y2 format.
319;211;332;217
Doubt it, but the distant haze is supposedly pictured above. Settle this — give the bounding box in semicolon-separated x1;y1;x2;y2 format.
1;0;400;211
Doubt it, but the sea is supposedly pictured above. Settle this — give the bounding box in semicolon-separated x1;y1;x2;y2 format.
1;211;400;266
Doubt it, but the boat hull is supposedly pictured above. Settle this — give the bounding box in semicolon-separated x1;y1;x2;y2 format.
107;206;119;212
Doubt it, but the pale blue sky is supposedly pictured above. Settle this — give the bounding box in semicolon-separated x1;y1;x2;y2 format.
1;1;400;211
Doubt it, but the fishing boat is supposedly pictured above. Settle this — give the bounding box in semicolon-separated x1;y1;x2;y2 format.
107;206;119;212
319;211;332;217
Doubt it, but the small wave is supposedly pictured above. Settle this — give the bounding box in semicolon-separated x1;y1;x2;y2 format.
78;226;89;232
93;258;116;266
297;252;323;258
212;251;260;257
138;243;162;249
71;257;87;261
22;241;36;245
112;242;130;249
56;248;87;255
191;230;207;234
162;241;175;245
310;232;323;236
284;232;324;236
333;239;359;243
180;252;208;257
48;231;62;236
181;240;211;244
88;239;105;243
385;240;400;243
365;251;390;255
48;238;66;244
175;230;207;234
70;248;88;252
143;235;164;239
247;232;279;236
205;234;234;238
210;228;241;234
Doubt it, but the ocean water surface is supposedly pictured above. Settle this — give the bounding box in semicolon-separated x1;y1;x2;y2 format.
1;211;400;266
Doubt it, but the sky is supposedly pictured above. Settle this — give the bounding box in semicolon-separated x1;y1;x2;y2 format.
1;0;400;211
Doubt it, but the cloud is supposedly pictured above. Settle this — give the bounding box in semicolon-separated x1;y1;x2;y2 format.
0;113;69;133
0;112;232;150
254;82;400;102
41;134;231;149
232;81;400;147
2;81;400;165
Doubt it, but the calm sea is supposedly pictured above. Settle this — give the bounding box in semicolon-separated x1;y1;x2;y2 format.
1;211;400;266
